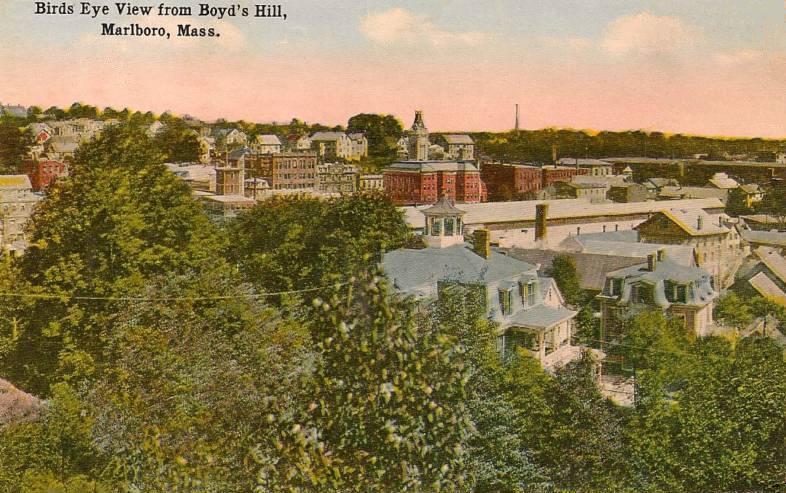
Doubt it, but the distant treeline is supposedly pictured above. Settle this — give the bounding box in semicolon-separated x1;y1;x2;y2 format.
471;129;786;163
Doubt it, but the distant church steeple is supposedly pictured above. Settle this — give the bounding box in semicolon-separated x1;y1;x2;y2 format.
408;110;430;161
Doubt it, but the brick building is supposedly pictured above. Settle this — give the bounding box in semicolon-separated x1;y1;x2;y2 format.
383;161;486;205
481;162;542;200
21;160;68;191
231;150;318;191
541;165;587;187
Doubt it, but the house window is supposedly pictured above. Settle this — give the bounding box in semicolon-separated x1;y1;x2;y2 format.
499;288;513;316
520;280;537;306
631;284;654;304
607;278;623;296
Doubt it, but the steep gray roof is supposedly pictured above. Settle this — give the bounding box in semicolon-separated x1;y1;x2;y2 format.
603;258;717;307
382;244;536;295
440;134;474;145
423;196;466;216
503;249;645;291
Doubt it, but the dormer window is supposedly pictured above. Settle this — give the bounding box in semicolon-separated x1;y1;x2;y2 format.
607;278;623;296
498;288;513;316
519;279;537;306
631;283;654;304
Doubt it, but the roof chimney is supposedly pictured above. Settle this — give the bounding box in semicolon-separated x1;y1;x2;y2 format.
697;215;703;231
647;253;657;272
474;229;491;259
657;248;666;262
535;204;549;242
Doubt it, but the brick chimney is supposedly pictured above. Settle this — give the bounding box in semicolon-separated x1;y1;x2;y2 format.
657;248;666;262
474;229;491;259
647;253;657;272
535;203;549;242
697;215;703;231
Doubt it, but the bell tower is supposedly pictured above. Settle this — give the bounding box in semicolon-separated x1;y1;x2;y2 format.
408;110;430;161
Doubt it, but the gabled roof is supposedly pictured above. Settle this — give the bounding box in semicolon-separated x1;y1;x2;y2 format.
741;230;786;248
636;209;729;236
311;131;347;141
348;133;366;140
749;272;786;306
440;134;474;145
254;134;281;145
0;175;33;189
707;173;739;190
659;186;728;201
754;247;786;284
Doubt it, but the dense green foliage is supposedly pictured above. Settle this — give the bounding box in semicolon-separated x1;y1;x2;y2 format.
474;128;786;163
228;192;410;296
0;121;785;492
0;119;33;172
347;113;403;157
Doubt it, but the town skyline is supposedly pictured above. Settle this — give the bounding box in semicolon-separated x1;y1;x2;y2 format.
1;1;785;137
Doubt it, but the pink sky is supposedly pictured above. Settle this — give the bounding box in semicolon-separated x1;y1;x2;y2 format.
2;6;785;138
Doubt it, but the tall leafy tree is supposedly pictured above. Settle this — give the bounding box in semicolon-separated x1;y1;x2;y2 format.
0;120;33;172
258;273;472;492
5;122;224;394
545;254;583;307
347;113;403;157
154;119;201;163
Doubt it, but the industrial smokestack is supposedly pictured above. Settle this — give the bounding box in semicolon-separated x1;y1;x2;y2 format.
552;144;558;165
515;104;520;132
535;203;549;242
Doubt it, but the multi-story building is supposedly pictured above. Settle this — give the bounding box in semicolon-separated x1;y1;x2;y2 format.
359;174;384;192
607;183;649;203
597;250;719;342
382;198;602;372
635;208;746;288
21;160;68;191
0;175;42;253
250;135;282;155
383;161;485;205
310;132;367;161
551;181;607;203
233;150;318;191
213;128;248;149
348;133;369;159
435;134;475;161
481;162;542;200
557;158;614;177
316;163;359;194
541;165;587;188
